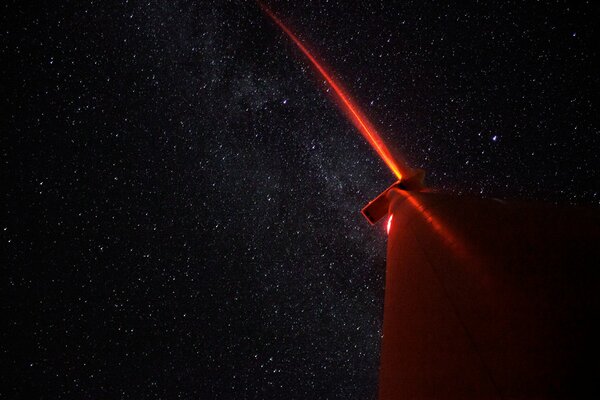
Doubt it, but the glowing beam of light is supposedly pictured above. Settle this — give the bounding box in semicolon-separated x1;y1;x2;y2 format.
258;2;408;180
393;189;483;269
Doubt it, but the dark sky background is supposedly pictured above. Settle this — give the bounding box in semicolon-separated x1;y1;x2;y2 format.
3;1;598;399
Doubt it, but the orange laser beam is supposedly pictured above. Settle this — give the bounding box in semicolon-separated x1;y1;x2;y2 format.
393;189;483;269
258;2;407;180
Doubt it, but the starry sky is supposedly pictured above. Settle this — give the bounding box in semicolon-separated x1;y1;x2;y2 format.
3;1;598;399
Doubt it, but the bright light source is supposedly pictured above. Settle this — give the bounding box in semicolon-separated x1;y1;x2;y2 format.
387;214;393;235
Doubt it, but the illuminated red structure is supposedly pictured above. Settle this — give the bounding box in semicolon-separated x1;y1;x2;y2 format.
368;186;600;399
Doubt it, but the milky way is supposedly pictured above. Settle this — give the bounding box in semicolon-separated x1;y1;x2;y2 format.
3;1;598;399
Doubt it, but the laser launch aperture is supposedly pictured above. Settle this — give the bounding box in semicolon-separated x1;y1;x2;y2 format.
361;169;426;225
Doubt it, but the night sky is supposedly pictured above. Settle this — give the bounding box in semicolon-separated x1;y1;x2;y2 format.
3;1;598;399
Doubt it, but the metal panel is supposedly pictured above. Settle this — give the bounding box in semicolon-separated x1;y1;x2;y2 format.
379;190;600;399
